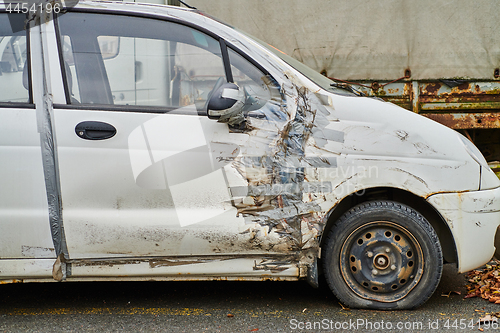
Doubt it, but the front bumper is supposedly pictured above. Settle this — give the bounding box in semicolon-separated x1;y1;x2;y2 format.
427;186;500;273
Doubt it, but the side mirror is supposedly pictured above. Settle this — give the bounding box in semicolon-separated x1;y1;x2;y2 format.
207;82;245;123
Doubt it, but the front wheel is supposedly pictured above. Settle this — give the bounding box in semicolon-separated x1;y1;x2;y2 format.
322;200;443;310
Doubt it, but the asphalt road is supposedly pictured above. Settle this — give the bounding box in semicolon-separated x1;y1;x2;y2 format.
1;264;499;332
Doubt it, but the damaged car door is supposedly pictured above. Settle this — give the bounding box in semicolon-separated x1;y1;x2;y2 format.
52;11;295;275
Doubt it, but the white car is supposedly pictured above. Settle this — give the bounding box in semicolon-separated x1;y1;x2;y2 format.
1;0;499;310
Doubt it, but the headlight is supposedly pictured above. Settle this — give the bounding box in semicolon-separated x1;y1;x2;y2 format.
458;133;488;168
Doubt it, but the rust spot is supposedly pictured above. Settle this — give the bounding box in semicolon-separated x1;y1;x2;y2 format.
457;82;470;91
150;259;209;268
0;279;24;284
423;83;441;95
423;112;500;129
419;93;500;104
387;88;400;94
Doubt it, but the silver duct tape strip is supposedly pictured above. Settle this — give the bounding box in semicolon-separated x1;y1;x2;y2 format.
238;155;337;168
302;156;337;168
238;156;273;167
248;202;322;222
230;182;333;197
39;106;69;261
312;127;345;143
33;16;70;277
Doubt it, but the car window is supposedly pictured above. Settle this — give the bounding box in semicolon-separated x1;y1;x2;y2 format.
0;13;30;104
227;47;273;112
59;36;80;102
57;12;227;111
57;12;276;113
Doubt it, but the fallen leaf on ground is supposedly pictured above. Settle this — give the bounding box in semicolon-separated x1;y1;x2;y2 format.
227;313;234;318
441;290;460;297
478;314;498;323
338;302;350;311
466;261;500;303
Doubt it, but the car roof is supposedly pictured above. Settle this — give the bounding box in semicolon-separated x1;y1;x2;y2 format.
1;0;215;29
71;1;212;24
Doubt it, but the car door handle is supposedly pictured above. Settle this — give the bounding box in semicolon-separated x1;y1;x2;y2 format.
75;121;117;140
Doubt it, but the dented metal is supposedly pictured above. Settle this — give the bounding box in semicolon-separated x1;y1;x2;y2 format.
327;79;500;165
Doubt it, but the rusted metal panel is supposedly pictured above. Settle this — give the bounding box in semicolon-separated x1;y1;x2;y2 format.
418;82;500;113
337;80;500;131
422;113;500;129
421;102;500;111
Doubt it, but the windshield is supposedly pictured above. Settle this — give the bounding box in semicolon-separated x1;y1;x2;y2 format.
236;29;355;96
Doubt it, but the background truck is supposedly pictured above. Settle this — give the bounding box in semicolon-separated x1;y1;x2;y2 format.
157;0;500;178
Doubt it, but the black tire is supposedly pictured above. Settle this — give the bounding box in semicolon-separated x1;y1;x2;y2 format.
322;200;443;310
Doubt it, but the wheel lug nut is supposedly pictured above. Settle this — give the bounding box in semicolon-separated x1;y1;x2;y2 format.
391;264;396;270
372;269;378;276
367;251;373;258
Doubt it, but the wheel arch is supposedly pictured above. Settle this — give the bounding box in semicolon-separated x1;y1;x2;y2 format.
319;187;458;265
